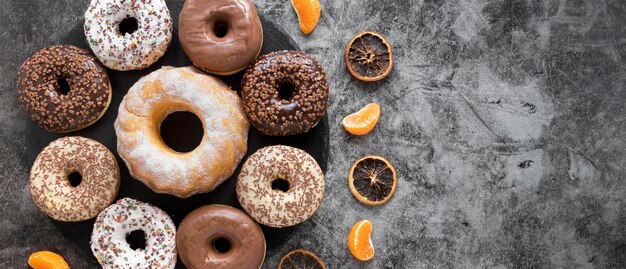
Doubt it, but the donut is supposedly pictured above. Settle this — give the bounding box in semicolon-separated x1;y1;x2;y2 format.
18;45;112;133
84;0;173;70
91;198;177;269
179;0;263;75
236;145;324;228
177;205;266;269
114;66;249;198
29;136;120;222
241;50;328;136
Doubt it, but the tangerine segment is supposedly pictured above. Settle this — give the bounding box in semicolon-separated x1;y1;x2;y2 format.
279;249;327;269
291;0;321;34
348;220;375;261
342;103;381;135
28;251;70;269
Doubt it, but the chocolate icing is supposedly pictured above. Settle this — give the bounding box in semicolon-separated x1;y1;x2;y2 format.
241;51;329;136
17;45;111;133
178;0;263;75
177;205;265;269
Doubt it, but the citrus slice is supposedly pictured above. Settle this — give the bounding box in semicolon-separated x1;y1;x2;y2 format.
348;220;375;261
28;251;70;269
348;155;397;205
345;32;393;81
278;249;327;269
291;0;321;34
342;103;380;135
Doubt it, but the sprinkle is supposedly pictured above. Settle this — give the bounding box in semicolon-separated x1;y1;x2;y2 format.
83;0;172;70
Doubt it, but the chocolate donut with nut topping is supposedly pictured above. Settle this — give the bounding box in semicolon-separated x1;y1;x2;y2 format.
241;50;328;136
18;45;112;133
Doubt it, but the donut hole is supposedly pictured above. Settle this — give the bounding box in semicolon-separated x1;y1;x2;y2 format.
271;178;290;193
67;171;82;187
57;77;71;96
159;111;204;153
119;17;139;35
213;22;229;38
212;237;231;253
278;82;296;101
126;230;147;250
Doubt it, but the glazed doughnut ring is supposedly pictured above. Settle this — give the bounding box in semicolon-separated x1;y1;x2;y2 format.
29;136;120;222
18;45;112;133
179;0;263;75
84;0;173;70
115;66;249;198
91;198;177;269
236;145;324;228
242;50;329;136
177;205;266;269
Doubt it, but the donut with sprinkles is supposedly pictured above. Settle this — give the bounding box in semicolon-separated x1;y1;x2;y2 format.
17;45;112;133
241;50;329;136
29;136;120;222
84;0;173;70
236;145;325;228
91;198;177;269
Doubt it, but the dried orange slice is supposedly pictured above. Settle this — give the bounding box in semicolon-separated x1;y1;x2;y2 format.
345;32;393;81
291;0;321;34
348;155;397;205
278;249;327;269
342;103;380;135
28;251;70;269
348;220;375;261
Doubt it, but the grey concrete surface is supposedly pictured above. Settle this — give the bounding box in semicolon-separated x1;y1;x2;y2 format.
1;0;625;268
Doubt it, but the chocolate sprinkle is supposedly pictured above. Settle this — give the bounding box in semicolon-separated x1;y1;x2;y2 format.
241;50;329;136
17;45;112;133
236;145;325;228
29;136;120;222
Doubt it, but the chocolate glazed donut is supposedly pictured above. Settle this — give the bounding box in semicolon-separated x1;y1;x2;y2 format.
18;45;112;133
178;0;263;75
177;205;266;269
241;50;329;136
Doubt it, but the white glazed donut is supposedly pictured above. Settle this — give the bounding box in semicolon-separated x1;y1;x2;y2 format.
84;0;173;70
114;66;249;198
236;145;325;228
91;198;177;269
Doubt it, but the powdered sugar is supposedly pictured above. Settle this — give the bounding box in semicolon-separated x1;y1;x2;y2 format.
115;66;249;198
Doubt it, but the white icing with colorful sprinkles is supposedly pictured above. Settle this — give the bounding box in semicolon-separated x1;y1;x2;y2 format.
84;0;173;70
90;198;177;269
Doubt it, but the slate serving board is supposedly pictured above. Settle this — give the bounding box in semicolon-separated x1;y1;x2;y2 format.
20;2;329;267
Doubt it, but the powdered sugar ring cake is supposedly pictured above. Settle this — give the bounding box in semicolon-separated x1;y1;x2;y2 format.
91;198;177;269
114;66;249;198
84;0;173;70
236;145;324;228
29;136;120;222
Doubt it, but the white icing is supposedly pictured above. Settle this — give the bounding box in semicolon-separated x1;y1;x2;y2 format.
84;0;173;70
90;198;177;269
236;145;325;228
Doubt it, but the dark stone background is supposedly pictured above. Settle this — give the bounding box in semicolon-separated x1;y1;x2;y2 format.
1;0;624;268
